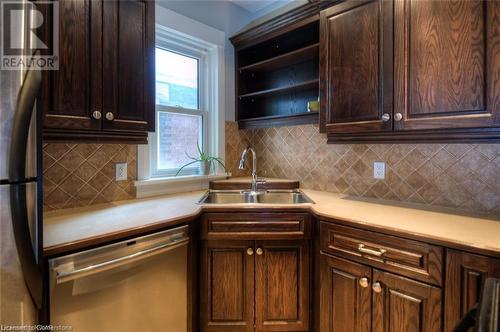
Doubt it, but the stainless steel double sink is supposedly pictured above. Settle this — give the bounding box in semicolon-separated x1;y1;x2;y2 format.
198;189;314;205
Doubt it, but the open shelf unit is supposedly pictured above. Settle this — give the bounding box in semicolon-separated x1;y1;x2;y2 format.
234;18;320;129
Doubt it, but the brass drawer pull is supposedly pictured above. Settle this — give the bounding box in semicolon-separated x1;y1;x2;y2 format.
372;282;382;293
359;277;369;288
256;248;263;256
358;244;386;257
247;248;254;256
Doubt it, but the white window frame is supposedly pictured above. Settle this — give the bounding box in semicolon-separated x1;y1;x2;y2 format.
136;17;227;198
152;44;207;178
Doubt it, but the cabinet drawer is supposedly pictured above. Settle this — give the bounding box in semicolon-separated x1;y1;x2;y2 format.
202;213;311;240
320;222;443;286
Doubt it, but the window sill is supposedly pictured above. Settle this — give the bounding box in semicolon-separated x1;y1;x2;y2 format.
134;173;230;198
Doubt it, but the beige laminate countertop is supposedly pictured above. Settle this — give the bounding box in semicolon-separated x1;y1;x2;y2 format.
43;189;500;257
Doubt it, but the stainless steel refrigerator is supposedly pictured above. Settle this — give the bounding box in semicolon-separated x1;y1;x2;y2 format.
0;11;44;325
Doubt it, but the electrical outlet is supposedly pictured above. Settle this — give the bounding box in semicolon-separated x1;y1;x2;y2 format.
373;161;385;179
115;163;127;181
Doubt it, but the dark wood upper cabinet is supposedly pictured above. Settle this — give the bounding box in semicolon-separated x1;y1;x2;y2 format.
320;0;500;142
394;0;500;132
444;249;500;332
102;0;155;132
41;0;102;131
372;269;442;332
255;240;310;331
41;0;155;143
200;240;255;332
319;254;371;332
319;0;393;134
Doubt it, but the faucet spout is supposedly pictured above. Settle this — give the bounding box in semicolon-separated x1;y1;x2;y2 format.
238;146;264;194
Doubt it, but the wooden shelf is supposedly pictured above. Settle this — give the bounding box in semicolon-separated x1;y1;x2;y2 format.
239;79;319;99
238;43;319;73
238;112;318;129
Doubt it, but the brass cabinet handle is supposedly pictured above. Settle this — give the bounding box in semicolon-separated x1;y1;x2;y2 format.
92;110;102;120
105;112;115;121
247;248;254;256
381;113;390;122
372;282;382;293
394;112;403;121
256;248;263;256
358;244;386;257
359;277;369;288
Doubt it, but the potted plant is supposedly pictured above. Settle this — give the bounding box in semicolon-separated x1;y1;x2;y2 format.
175;141;227;176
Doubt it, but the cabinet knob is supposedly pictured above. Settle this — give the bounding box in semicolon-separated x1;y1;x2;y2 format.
247;248;254;256
359;277;369;288
381;113;391;122
256;248;263;256
372;282;382;293
92;110;102;120
105;112;115;121
394;113;403;122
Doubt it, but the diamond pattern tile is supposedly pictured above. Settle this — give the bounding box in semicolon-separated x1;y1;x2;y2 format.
225;122;500;217
43;143;137;211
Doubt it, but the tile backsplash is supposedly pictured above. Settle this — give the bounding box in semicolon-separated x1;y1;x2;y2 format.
43;143;137;211
225;122;500;217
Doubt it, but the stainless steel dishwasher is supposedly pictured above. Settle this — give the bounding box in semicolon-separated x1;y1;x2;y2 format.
49;225;189;332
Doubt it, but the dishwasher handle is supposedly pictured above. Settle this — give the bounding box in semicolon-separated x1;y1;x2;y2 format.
55;236;189;284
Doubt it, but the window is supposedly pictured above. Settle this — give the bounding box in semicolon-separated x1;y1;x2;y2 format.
136;18;225;196
152;47;207;177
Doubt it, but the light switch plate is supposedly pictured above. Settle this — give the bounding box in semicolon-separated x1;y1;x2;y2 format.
373;161;385;179
115;163;127;181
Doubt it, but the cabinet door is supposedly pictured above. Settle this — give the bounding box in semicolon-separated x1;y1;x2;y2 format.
372;269;442;332
319;0;393;134
41;0;102;130
102;0;155;132
394;0;500;131
319;254;371;332
200;240;255;332
444;249;500;332
255;240;310;331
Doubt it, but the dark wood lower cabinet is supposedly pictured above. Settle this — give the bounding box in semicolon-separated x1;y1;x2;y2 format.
319;254;371;332
255;240;310;331
200;240;255;332
319;253;441;332
444;249;500;332
201;239;310;332
372;270;442;332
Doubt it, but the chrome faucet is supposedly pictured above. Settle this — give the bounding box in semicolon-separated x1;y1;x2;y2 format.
238;146;265;194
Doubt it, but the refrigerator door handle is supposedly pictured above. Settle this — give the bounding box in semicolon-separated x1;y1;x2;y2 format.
10;184;43;309
8;64;43;309
8;61;42;183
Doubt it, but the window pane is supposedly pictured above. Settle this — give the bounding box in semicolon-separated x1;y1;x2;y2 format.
156;48;199;109
157;112;202;171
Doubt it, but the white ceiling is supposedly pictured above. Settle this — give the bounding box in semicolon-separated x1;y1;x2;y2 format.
229;0;292;13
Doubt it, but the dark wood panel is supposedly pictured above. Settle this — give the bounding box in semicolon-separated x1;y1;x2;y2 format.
102;0;154;132
444;249;500;332
394;0;500;130
41;0;101;130
42;129;148;144
320;222;443;286
319;254;371;332
255;240;310;331
200;240;255;332
238;112;318;129
372;270;442;332
202;213;311;240
209;180;300;191
320;0;393;134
